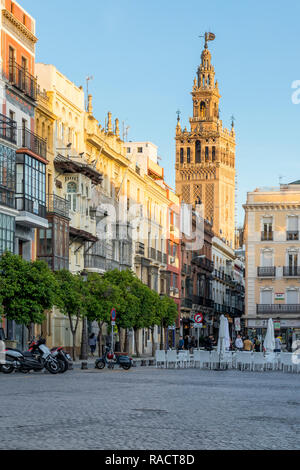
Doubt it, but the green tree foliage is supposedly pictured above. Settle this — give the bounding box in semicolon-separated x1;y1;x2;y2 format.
0;252;57;335
54;269;88;360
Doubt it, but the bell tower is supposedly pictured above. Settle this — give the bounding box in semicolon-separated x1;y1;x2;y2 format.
175;33;236;247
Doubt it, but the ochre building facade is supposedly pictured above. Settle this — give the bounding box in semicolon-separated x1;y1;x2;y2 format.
175;38;236;248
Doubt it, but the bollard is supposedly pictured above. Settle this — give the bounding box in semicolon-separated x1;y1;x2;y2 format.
81;361;88;370
148;359;154;366
141;360;147;367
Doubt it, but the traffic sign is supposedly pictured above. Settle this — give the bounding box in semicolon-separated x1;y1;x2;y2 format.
194;313;203;324
111;308;116;321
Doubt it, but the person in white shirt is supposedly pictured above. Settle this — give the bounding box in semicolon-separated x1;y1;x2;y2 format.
235;335;244;351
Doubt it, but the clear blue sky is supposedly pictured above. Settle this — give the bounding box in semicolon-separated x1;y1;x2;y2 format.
22;0;300;224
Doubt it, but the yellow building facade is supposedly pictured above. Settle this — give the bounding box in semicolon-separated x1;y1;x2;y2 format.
175;36;236;248
244;181;300;345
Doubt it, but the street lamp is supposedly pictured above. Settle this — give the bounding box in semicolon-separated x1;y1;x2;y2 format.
79;270;88;361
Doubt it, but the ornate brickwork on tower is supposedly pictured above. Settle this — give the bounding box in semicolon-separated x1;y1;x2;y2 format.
175;34;236;247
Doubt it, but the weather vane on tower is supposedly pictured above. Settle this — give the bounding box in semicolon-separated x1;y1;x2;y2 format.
198;32;216;49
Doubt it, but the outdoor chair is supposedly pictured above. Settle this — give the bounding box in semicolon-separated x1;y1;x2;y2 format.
252;352;267;371
177;350;191;368
265;352;279;371
236;351;253;371
198;350;211;369
280;353;297;373
220;351;233;369
166;350;179;368
210;351;220;369
155;350;166;368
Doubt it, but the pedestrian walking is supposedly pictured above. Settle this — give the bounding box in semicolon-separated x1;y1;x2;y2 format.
89;333;97;356
253;337;261;352
274;336;282;353
235;334;244;351
243;336;253;351
178;336;184;350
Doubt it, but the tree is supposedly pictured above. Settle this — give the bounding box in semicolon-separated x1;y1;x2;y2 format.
159;296;178;350
102;269;138;352
54;270;88;360
0;252;57;338
130;279;161;356
85;273;121;355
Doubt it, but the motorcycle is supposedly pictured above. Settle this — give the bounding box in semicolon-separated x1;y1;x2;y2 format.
95;346;132;371
0;338;60;374
50;347;72;373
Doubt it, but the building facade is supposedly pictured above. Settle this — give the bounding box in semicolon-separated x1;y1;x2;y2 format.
244;182;300;346
175;35;236;248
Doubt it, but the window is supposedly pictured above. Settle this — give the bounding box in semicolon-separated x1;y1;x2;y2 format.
212;146;216;161
261;290;272;304
287;216;298;240
15;153;46;217
205;147;209;161
23;13;26;25
67;182;77;212
262;217;273;240
195;140;201;163
200;102;206;119
10;2;14;14
187;148;191;164
138;147;143;153
0;213;15;255
180;148;184;164
127;147;131;153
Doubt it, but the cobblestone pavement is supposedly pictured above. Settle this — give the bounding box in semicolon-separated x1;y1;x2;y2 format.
0;367;299;450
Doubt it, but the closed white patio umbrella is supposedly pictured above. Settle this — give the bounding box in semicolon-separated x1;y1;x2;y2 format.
263;318;275;353
217;315;227;355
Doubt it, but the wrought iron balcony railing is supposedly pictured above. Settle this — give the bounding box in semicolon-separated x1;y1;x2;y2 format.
257;304;300;314
20;128;47;159
47;194;70;219
8;60;37;100
257;266;276;277
0;113;17;144
287;231;299;241
283;266;300;277
135;242;145;256
192;256;214;272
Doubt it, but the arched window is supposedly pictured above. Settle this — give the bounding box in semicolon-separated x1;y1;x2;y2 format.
195;140;201;163
180;148;184;164
200;102;206;119
187;148;191;164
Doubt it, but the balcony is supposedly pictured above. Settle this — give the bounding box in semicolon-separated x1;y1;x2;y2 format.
257;304;300;314
261;231;273;241
287;231;299;241
192;256;214;272
190;295;214;309
84;254;107;272
0;113;17;144
47;194;70;219
135;242;145;256
257;266;276;277
283;266;300;277
157;250;162;263
8;60;37;101
19;128;47;160
182;298;193;309
163;253;168;265
15;196;48;228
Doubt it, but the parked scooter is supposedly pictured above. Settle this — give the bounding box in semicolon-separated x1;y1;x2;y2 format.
0;338;60;374
95;346;132;370
50;347;72;373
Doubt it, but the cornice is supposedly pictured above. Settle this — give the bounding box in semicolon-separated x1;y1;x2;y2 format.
244;203;300;211
2;9;37;44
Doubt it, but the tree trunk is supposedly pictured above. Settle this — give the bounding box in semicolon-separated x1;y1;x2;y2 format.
151;326;156;357
160;323;164;350
72;331;77;361
134;328;140;357
124;329;129;354
97;322;103;357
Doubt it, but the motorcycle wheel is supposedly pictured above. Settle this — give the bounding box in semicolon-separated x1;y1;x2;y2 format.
121;363;131;371
95;359;105;370
57;360;68;373
0;364;14;374
45;360;60;374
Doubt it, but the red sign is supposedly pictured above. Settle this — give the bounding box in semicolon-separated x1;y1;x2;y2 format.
111;308;116;321
194;313;203;324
